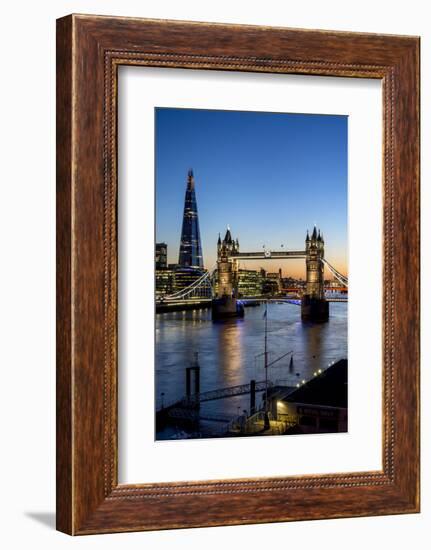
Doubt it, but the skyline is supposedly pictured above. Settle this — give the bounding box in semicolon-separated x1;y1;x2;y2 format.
155;107;348;278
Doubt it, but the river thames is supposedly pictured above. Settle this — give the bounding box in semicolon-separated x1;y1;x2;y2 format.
155;302;347;439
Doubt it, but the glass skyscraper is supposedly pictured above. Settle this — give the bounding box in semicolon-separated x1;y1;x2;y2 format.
178;170;203;268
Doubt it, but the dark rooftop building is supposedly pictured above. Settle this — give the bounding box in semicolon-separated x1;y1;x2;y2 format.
284;359;347;408
275;359;348;434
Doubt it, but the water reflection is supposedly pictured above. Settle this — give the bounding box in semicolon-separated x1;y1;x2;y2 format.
155;302;347;434
215;318;244;385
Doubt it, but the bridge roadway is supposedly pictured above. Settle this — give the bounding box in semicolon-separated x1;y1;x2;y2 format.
231;250;306;260
227;297;348;307
156;296;348;310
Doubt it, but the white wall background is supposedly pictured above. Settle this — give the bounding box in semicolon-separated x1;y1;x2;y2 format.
0;1;428;548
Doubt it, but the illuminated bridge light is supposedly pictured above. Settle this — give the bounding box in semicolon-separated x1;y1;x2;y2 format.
157;228;348;307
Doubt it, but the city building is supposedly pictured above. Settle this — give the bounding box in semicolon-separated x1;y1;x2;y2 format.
173;267;207;294
325;279;348;294
155;243;172;297
155;268;174;297
261;269;282;296
155;242;167;269
265;268;283;293
178;169;204;269
155;266;209;297
281;276;305;296
237;269;263;297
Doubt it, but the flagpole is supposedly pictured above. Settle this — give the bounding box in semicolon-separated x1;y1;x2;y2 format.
264;300;270;430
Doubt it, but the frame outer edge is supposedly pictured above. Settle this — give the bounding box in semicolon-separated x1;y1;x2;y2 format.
56;14;420;534
392;38;420;510
56;14;74;535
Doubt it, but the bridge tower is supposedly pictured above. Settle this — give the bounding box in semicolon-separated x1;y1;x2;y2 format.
212;227;244;320
301;227;329;322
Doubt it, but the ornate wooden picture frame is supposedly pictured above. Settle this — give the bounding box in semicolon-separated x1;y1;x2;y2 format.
56;14;420;534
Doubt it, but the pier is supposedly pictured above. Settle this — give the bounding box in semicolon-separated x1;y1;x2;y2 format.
156;359;347;438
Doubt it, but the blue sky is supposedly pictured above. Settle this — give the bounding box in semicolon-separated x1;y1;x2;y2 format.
155;108;347;277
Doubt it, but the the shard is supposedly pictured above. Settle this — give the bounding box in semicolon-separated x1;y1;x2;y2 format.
178;170;204;268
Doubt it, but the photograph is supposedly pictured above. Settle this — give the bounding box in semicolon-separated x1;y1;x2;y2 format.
155;107;349;441
0;0;424;544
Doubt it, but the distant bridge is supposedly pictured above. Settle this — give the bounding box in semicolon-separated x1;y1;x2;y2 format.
157;258;347;306
156;227;348;312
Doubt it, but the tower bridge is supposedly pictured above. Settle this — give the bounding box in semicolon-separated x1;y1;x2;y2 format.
158;169;346;322
158;225;347;322
213;225;330;322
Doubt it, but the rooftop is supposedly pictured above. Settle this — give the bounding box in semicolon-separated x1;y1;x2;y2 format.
282;359;347;408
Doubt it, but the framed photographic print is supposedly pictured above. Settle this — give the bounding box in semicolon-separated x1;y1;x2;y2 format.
56;15;420;534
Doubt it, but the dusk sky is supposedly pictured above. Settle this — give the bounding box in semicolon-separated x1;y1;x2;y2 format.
155;108;348;278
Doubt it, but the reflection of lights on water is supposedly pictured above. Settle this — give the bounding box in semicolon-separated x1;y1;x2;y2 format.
219;321;243;372
156;303;347;431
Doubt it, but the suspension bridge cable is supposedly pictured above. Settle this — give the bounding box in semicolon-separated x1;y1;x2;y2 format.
320;258;348;287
